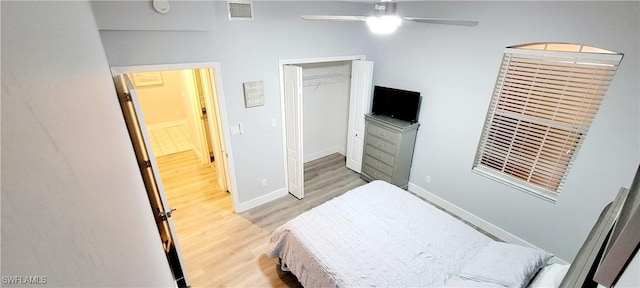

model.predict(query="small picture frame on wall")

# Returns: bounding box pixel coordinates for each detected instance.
[243,81,265,108]
[132,72,163,87]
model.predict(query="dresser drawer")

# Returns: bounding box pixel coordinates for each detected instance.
[366,134,397,155]
[364,156,394,176]
[362,164,392,183]
[367,123,401,144]
[365,145,395,167]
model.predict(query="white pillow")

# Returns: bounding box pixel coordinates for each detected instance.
[527,263,570,288]
[459,242,553,288]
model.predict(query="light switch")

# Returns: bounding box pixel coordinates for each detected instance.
[230,125,241,136]
[271,118,277,127]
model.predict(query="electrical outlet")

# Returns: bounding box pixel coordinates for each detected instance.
[261,179,267,187]
[425,175,431,183]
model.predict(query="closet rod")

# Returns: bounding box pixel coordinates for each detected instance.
[302,73,349,87]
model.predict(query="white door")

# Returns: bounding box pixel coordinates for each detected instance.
[346,60,374,172]
[202,68,230,192]
[114,74,190,287]
[284,65,304,199]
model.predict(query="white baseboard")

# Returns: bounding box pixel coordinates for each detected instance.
[407,182,568,264]
[304,147,343,163]
[147,120,187,130]
[234,187,288,213]
[191,143,207,163]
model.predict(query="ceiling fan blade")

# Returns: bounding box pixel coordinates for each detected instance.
[300,15,368,21]
[403,17,478,27]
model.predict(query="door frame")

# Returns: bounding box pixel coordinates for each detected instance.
[182,70,210,165]
[278,55,367,198]
[200,68,231,192]
[111,62,239,210]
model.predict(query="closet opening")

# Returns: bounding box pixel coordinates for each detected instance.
[280,56,374,199]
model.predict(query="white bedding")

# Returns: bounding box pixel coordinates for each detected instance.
[267,180,493,287]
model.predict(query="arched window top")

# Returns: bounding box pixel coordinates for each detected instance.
[509,42,620,55]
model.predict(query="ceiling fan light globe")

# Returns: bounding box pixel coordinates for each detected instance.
[366,16,402,34]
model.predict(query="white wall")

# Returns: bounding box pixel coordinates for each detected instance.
[368,1,639,262]
[136,71,187,126]
[94,1,373,204]
[91,0,216,31]
[302,61,351,162]
[1,1,175,286]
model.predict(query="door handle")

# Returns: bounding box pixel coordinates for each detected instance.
[158,208,177,220]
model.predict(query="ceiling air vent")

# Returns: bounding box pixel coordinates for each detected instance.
[228,1,253,20]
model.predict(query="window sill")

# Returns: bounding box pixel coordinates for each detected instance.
[472,166,558,204]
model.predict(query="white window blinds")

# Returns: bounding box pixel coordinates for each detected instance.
[473,44,623,200]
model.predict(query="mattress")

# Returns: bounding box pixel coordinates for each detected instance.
[267,180,493,287]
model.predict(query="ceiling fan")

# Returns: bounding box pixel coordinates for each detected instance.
[301,1,478,34]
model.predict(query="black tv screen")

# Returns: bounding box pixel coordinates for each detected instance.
[371,86,421,123]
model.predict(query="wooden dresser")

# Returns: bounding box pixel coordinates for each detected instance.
[360,114,419,189]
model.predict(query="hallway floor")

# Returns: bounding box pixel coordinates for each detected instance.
[149,123,192,157]
[155,150,235,287]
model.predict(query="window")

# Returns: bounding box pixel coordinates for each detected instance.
[473,43,623,201]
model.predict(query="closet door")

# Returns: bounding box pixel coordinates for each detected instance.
[346,60,374,173]
[283,65,304,199]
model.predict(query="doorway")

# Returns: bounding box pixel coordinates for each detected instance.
[111,63,237,288]
[280,56,374,199]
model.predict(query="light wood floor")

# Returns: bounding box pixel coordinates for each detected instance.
[157,151,365,287]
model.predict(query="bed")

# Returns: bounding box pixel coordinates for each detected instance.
[268,174,640,287]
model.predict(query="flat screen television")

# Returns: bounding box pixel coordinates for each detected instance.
[371,86,421,123]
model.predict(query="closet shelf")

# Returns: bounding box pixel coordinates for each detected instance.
[303,73,349,87]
